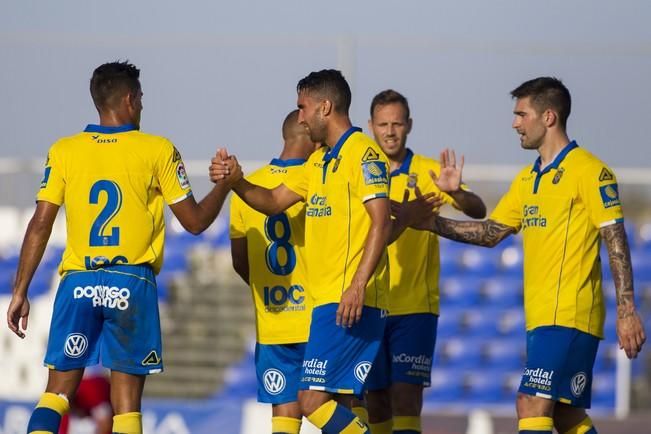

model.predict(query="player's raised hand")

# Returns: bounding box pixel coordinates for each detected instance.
[337,281,365,328]
[616,309,646,359]
[7,295,30,339]
[431,149,464,193]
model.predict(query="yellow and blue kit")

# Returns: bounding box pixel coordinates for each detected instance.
[490,141,623,406]
[38,124,192,374]
[230,158,312,404]
[283,127,390,396]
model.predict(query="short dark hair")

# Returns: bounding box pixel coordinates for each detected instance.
[370,89,410,120]
[511,77,571,128]
[90,61,141,111]
[296,69,351,114]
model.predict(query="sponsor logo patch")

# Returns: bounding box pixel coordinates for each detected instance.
[176,162,190,189]
[40,167,52,189]
[362,147,380,162]
[599,184,620,208]
[354,361,372,383]
[552,167,564,184]
[263,369,286,395]
[64,333,88,358]
[142,350,162,366]
[571,372,587,397]
[599,167,614,182]
[74,285,131,310]
[362,161,388,186]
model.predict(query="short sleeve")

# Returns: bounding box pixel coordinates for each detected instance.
[579,163,624,228]
[155,140,193,205]
[489,175,523,231]
[36,144,66,206]
[283,156,310,201]
[355,146,390,202]
[229,194,246,239]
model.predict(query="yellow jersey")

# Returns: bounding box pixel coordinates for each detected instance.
[490,142,624,338]
[230,158,312,345]
[36,124,193,275]
[283,127,390,309]
[387,150,458,316]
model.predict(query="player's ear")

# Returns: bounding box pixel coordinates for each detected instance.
[544,109,557,128]
[367,118,373,132]
[406,117,413,134]
[322,99,333,117]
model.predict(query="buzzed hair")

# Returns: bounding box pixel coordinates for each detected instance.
[282,109,303,140]
[370,89,410,120]
[296,69,351,114]
[511,77,571,129]
[90,61,141,111]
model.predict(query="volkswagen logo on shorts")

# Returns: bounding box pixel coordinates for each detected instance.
[354,361,372,383]
[64,333,88,358]
[571,372,587,397]
[263,369,286,395]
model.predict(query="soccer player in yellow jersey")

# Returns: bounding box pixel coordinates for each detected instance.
[229,109,319,434]
[364,90,486,434]
[211,70,411,434]
[412,77,646,434]
[6,61,238,434]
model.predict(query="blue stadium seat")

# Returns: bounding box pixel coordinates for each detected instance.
[436,338,483,369]
[163,248,189,273]
[495,309,526,338]
[631,252,651,280]
[462,309,501,338]
[458,246,499,277]
[439,240,462,278]
[439,277,483,308]
[591,373,615,408]
[436,308,463,339]
[481,338,524,370]
[481,277,522,308]
[424,368,464,402]
[463,371,507,403]
[499,246,524,278]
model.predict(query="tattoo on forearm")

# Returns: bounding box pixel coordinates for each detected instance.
[601,223,635,319]
[431,217,516,247]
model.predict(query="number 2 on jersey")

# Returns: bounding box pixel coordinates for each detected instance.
[89,180,122,246]
[264,213,296,275]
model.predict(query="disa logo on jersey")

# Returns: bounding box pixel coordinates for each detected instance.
[599,184,620,208]
[362,161,388,186]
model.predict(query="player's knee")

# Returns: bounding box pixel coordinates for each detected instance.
[366,389,391,418]
[391,383,423,415]
[298,390,324,417]
[516,393,553,419]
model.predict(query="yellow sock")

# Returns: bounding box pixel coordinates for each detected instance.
[564,416,596,434]
[307,400,338,429]
[518,416,553,433]
[36,392,70,415]
[369,419,393,434]
[352,406,368,424]
[272,416,301,434]
[112,412,142,434]
[394,415,421,432]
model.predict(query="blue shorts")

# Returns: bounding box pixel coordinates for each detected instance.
[300,303,386,398]
[366,313,438,390]
[519,326,599,408]
[44,265,163,375]
[256,342,307,405]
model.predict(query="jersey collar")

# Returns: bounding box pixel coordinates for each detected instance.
[531,140,578,175]
[269,158,306,167]
[390,148,414,177]
[322,126,362,164]
[84,124,139,134]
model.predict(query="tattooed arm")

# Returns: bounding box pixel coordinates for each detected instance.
[418,215,517,248]
[601,222,646,359]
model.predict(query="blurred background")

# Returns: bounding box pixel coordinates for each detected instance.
[1,1,651,433]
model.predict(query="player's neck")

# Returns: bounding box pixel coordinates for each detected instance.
[538,132,570,167]
[98,111,136,128]
[388,147,408,172]
[325,118,353,149]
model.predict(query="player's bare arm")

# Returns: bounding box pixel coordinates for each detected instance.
[209,153,302,216]
[430,149,486,219]
[7,201,59,338]
[230,237,249,284]
[601,222,646,358]
[170,149,242,235]
[337,197,391,328]
[422,216,516,248]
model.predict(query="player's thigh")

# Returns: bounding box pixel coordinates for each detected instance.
[100,265,163,376]
[256,343,306,406]
[299,304,386,398]
[386,314,437,387]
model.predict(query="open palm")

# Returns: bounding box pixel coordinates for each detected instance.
[431,148,463,193]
